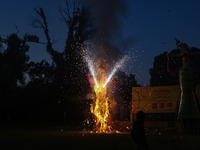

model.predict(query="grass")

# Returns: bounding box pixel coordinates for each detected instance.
[0,123,200,150]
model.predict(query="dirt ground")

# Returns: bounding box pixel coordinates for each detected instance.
[0,124,200,150]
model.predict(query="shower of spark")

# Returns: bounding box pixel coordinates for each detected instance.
[84,52,99,88]
[87,60,99,88]
[83,46,129,133]
[103,55,128,88]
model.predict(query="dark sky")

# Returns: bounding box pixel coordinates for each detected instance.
[1,0,200,86]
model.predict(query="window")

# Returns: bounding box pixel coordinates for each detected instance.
[152,103,157,109]
[167,102,173,108]
[160,103,164,108]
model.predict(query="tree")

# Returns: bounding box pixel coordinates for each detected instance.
[150,47,200,86]
[1,34,29,86]
[61,3,95,123]
[28,60,55,84]
[31,2,96,124]
[150,52,179,86]
[109,70,139,121]
[0,33,38,121]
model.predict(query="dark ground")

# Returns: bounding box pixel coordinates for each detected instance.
[0,123,200,150]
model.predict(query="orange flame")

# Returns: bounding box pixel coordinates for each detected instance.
[90,82,111,133]
[90,57,111,133]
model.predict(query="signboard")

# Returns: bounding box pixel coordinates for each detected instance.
[131,85,180,113]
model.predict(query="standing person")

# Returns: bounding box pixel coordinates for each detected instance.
[131,111,149,150]
[167,39,200,135]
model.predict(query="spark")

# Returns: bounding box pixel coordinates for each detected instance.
[89,65,99,88]
[85,55,99,88]
[103,55,128,88]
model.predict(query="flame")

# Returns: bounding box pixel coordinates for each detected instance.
[90,57,111,133]
[90,80,111,133]
[84,54,127,133]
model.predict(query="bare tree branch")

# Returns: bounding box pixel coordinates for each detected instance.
[30,16,45,29]
[31,7,63,64]
[14,24,19,34]
[74,0,81,11]
[58,6,70,26]
[59,0,73,27]
[59,0,81,27]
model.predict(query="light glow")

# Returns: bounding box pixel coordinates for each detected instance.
[90,80,111,133]
[103,55,127,88]
[85,56,99,88]
[83,49,127,133]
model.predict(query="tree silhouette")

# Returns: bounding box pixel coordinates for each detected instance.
[28,60,55,83]
[62,5,95,123]
[31,2,96,124]
[150,52,179,86]
[0,33,38,121]
[150,47,200,86]
[109,71,139,121]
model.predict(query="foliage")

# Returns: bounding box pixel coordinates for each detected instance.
[150,51,179,86]
[150,47,200,86]
[109,70,140,121]
[30,4,96,124]
[0,1,139,124]
[0,33,37,121]
[27,60,55,83]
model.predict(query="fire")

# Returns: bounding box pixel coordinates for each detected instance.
[90,57,111,133]
[85,55,127,133]
[90,80,111,133]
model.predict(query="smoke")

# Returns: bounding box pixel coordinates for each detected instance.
[82,0,129,68]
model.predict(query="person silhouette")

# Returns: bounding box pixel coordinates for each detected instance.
[131,111,148,150]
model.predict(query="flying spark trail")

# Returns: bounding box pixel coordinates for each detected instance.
[103,55,128,88]
[85,56,99,88]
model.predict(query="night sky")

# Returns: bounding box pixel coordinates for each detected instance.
[1,0,200,86]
